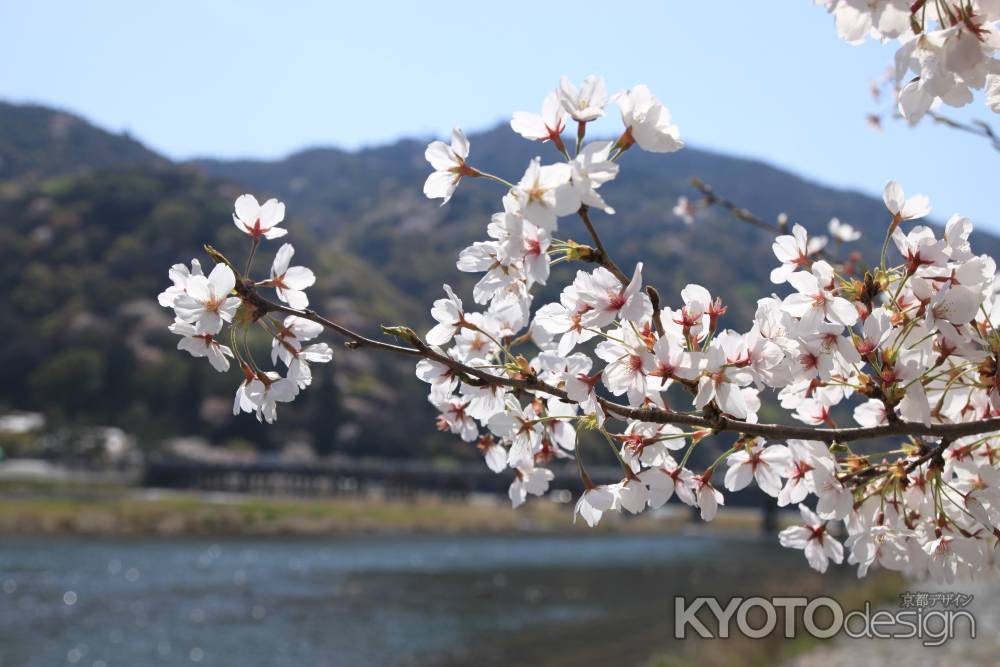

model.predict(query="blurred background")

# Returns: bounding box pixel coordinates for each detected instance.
[0,2,997,666]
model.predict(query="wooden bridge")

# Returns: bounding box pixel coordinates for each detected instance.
[142,457,780,529]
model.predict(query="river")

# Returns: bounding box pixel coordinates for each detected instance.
[0,533,857,667]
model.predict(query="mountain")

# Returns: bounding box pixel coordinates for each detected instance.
[0,102,167,182]
[194,126,1000,329]
[0,165,452,459]
[3,101,998,460]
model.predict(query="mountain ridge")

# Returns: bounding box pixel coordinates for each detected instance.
[0,100,168,181]
[4,99,997,460]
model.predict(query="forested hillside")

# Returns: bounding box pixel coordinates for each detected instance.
[4,102,996,458]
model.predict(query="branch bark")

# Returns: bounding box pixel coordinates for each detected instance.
[690,178,840,264]
[928,112,1000,153]
[577,206,628,284]
[239,283,1000,447]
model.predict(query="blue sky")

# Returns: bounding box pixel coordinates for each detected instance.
[2,1,997,227]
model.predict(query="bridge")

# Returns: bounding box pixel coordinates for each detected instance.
[143,457,781,530]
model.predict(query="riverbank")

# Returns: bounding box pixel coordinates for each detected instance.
[0,481,776,536]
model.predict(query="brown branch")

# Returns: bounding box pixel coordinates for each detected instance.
[645,285,665,337]
[237,281,1000,447]
[904,437,950,473]
[690,178,783,234]
[577,205,628,284]
[234,279,423,358]
[690,179,844,264]
[612,407,1000,445]
[576,206,669,332]
[927,112,1000,153]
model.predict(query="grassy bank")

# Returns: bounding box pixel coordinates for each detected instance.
[0,481,776,536]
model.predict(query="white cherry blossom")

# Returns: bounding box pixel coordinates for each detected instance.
[828,217,860,242]
[615,84,683,153]
[169,320,234,372]
[558,75,609,122]
[514,158,580,231]
[574,485,616,527]
[233,194,287,240]
[423,127,472,204]
[724,441,791,497]
[883,180,932,221]
[171,264,241,335]
[268,244,315,310]
[510,91,566,147]
[779,504,845,573]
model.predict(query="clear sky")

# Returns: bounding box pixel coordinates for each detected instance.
[2,1,997,228]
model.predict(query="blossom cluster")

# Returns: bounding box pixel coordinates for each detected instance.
[157,194,331,423]
[816,0,1000,121]
[157,73,1000,582]
[415,76,1000,581]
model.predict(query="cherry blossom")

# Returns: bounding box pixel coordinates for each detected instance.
[576,264,652,328]
[595,326,655,402]
[510,91,566,148]
[569,141,619,213]
[776,440,826,507]
[514,158,580,231]
[267,244,315,310]
[426,285,468,346]
[477,435,507,474]
[673,196,696,224]
[247,372,300,424]
[433,395,479,442]
[558,75,608,123]
[487,399,543,468]
[272,316,325,366]
[233,194,287,240]
[615,84,683,153]
[818,1,1000,120]
[694,475,724,521]
[989,74,1000,112]
[423,127,472,204]
[782,261,859,326]
[169,320,234,372]
[509,466,554,508]
[286,343,333,389]
[892,226,948,273]
[574,485,616,527]
[639,466,678,509]
[532,285,598,357]
[695,334,757,420]
[171,264,240,335]
[159,76,1000,583]
[724,440,791,497]
[828,217,860,242]
[771,224,827,284]
[779,505,845,573]
[157,259,203,307]
[883,180,932,221]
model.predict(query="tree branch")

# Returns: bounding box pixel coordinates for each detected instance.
[238,281,1000,447]
[690,178,785,234]
[928,112,1000,153]
[577,206,628,284]
[690,179,842,264]
[234,279,423,357]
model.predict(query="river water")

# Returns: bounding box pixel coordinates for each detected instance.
[0,533,849,667]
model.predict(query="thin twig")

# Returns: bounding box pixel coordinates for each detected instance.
[690,178,783,234]
[928,112,1000,153]
[577,206,628,284]
[690,178,841,263]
